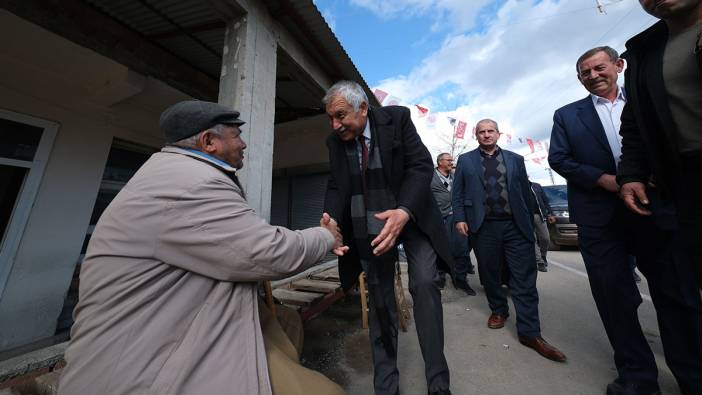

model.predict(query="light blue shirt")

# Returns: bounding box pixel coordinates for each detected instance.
[590,87,626,168]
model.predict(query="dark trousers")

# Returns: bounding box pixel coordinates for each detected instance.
[366,222,450,394]
[472,219,541,337]
[643,231,702,394]
[578,209,658,384]
[677,156,702,288]
[443,214,472,280]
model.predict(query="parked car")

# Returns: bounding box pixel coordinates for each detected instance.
[542,185,578,250]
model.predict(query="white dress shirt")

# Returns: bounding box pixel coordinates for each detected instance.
[590,87,626,167]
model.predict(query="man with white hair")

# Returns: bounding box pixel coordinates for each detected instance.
[322,80,453,395]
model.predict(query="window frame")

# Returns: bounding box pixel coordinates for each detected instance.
[0,109,58,298]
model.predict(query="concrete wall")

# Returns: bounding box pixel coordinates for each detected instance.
[0,11,188,350]
[273,114,330,170]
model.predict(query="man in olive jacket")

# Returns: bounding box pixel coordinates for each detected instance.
[58,101,345,395]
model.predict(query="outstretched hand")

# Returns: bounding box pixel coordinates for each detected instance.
[320,213,349,256]
[370,209,410,256]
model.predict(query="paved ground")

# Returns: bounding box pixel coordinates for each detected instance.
[301,249,681,395]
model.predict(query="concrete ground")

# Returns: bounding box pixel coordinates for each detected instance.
[301,249,682,395]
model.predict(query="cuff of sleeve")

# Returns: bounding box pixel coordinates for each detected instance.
[318,227,336,251]
[617,175,647,186]
[398,206,415,222]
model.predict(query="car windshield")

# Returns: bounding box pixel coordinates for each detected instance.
[542,185,567,206]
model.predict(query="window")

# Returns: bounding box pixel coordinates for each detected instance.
[80,139,156,256]
[0,110,58,296]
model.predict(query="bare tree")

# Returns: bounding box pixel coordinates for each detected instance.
[435,126,471,159]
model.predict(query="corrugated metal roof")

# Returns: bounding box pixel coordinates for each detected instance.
[82,0,376,105]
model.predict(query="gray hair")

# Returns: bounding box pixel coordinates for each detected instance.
[172,124,228,148]
[322,80,368,111]
[475,118,499,133]
[436,152,451,165]
[576,46,619,73]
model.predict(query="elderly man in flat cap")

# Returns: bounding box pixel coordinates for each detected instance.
[58,100,347,395]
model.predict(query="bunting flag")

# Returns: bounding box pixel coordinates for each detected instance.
[385,96,401,106]
[455,120,467,139]
[504,133,512,144]
[426,114,437,126]
[518,137,523,143]
[415,104,429,118]
[471,126,477,139]
[536,140,544,151]
[526,138,535,153]
[373,89,388,104]
[447,116,457,126]
[532,158,542,165]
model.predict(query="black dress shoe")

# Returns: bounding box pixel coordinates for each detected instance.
[537,263,548,272]
[428,390,451,395]
[454,279,476,296]
[606,378,661,395]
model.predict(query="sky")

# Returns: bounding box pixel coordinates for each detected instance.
[312,0,657,185]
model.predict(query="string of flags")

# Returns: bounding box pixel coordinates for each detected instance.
[373,88,549,164]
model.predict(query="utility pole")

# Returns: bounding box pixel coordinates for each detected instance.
[545,167,556,185]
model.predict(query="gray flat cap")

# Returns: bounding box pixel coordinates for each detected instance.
[160,100,245,143]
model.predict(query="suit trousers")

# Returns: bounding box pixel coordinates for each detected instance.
[444,213,472,280]
[366,222,450,395]
[472,219,541,337]
[577,204,659,384]
[532,214,550,266]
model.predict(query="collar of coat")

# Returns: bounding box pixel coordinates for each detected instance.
[161,146,239,174]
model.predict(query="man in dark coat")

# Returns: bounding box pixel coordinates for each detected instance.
[322,80,453,395]
[529,181,555,272]
[453,119,566,363]
[618,0,702,286]
[430,152,476,294]
[616,1,702,394]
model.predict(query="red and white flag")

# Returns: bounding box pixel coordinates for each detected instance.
[373,89,388,105]
[415,104,429,117]
[526,138,535,153]
[536,140,544,151]
[455,120,467,139]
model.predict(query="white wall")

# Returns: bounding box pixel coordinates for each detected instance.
[0,11,188,350]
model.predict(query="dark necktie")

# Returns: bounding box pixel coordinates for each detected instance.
[358,135,368,198]
[443,181,449,188]
[358,135,368,172]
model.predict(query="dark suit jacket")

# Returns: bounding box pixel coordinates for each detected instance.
[549,96,620,227]
[452,148,535,242]
[618,21,701,196]
[323,106,454,290]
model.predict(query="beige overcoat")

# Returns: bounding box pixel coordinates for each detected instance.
[58,147,334,395]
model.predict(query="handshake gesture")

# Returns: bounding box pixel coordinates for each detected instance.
[320,213,349,256]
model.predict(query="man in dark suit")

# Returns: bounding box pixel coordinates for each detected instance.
[322,80,452,395]
[453,119,566,363]
[616,2,702,394]
[529,181,555,272]
[549,46,700,395]
[431,152,476,295]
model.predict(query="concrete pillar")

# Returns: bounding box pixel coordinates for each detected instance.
[218,9,277,221]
